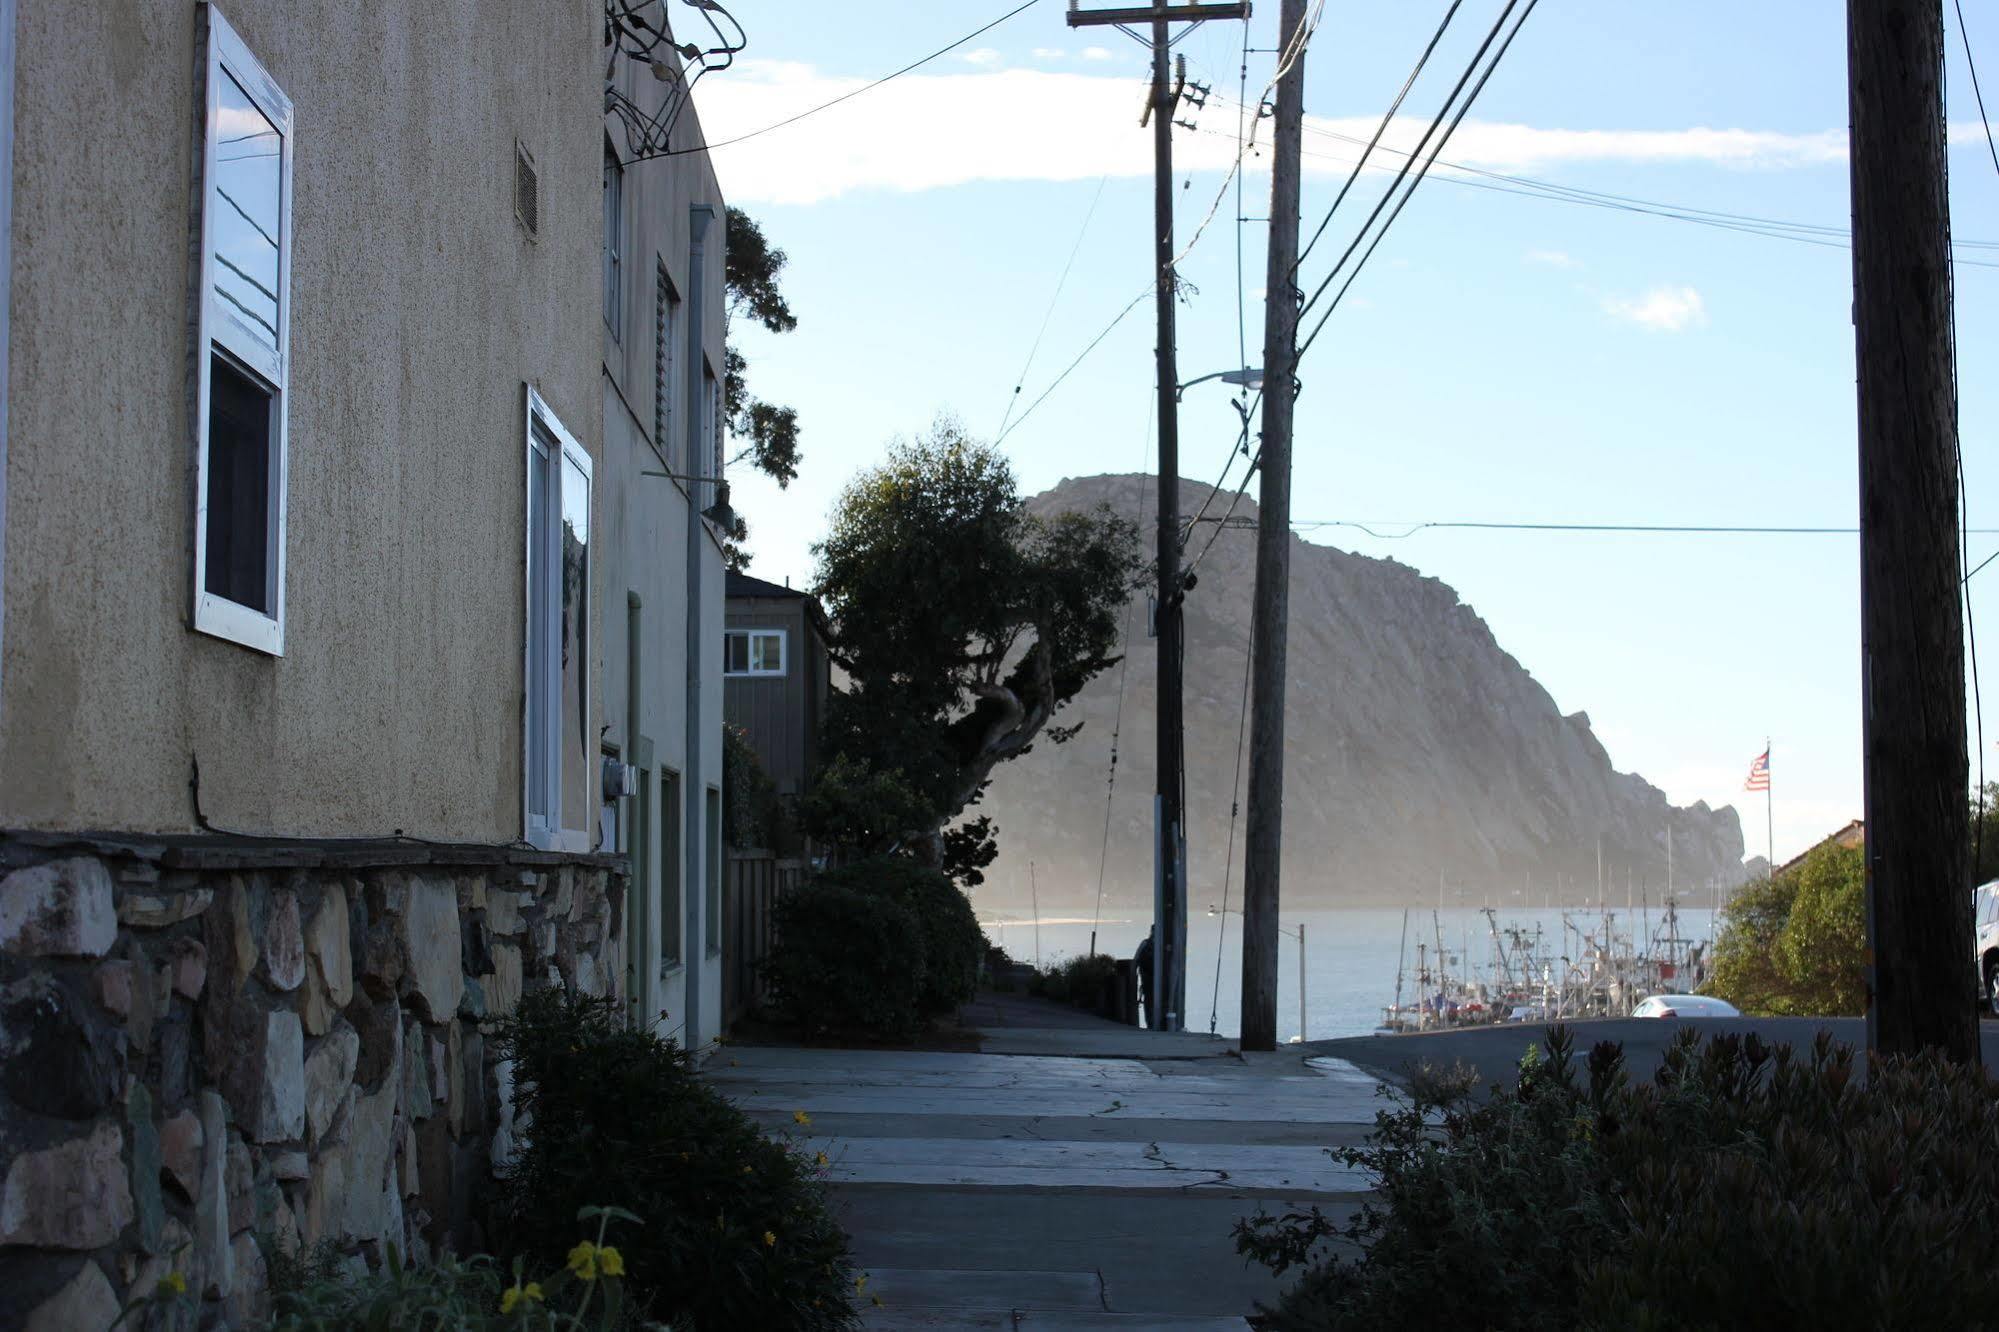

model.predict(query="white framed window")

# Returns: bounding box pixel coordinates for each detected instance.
[723,629,785,678]
[524,386,593,852]
[603,142,623,341]
[191,6,292,654]
[654,262,678,463]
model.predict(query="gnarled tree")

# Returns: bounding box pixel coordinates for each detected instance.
[804,421,1142,868]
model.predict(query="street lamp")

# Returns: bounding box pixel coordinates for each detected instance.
[641,469,738,531]
[1176,366,1264,401]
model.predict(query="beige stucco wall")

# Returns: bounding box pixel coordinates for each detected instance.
[1,0,602,840]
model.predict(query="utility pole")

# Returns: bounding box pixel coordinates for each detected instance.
[1848,0,1975,1061]
[1068,0,1249,1031]
[1240,0,1305,1052]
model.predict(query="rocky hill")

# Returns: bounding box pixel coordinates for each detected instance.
[973,474,1747,912]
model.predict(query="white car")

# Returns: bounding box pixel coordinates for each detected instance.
[1632,994,1741,1019]
[1974,881,1999,1015]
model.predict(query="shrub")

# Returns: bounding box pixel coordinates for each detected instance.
[762,883,928,1039]
[492,992,860,1330]
[1706,840,1864,1015]
[1237,1027,1999,1330]
[263,1208,638,1330]
[816,856,984,1015]
[1030,953,1119,1014]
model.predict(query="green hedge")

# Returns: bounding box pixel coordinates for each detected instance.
[1237,1027,1999,1329]
[763,883,927,1039]
[491,992,860,1330]
[815,856,984,1016]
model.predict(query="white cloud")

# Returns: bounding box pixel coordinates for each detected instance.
[1526,249,1578,269]
[960,47,1003,68]
[1080,46,1118,61]
[1031,47,1066,61]
[688,63,1882,206]
[1603,285,1708,332]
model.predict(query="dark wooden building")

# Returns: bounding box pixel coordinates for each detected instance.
[723,570,831,801]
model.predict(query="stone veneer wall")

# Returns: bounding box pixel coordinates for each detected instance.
[0,833,625,1330]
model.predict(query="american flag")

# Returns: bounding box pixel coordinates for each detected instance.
[1744,749,1771,792]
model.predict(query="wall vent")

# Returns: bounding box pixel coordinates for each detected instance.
[514,141,538,238]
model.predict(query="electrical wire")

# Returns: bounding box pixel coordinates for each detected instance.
[1295,0,1525,330]
[1294,0,1467,272]
[1955,0,1999,181]
[1945,15,1988,886]
[1265,518,1999,538]
[1297,0,1544,359]
[1208,596,1255,1033]
[997,173,1113,441]
[1167,0,1326,271]
[1970,548,1999,583]
[1193,111,1999,267]
[994,288,1151,445]
[1091,403,1157,954]
[684,0,1043,154]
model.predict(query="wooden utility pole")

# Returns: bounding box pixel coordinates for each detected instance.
[1068,0,1249,1031]
[1240,0,1306,1052]
[1848,0,1975,1061]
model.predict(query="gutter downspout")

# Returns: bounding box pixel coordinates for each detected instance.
[0,0,15,718]
[682,202,715,1048]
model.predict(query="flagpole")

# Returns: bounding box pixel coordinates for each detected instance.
[1766,737,1775,880]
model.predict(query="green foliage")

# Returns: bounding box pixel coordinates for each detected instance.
[1973,780,1999,886]
[795,754,931,858]
[723,207,801,497]
[266,1211,639,1331]
[1238,1027,1999,1330]
[491,992,860,1330]
[763,884,927,1040]
[721,724,792,853]
[1706,841,1864,1016]
[814,856,984,1016]
[1029,953,1119,1014]
[804,421,1142,858]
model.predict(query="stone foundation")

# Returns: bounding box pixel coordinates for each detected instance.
[0,832,625,1329]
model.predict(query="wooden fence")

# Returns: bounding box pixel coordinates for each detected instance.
[723,848,806,1028]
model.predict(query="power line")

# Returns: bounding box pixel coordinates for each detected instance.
[683,0,1042,155]
[1208,595,1255,1034]
[993,288,1150,444]
[1297,0,1544,359]
[1294,0,1467,271]
[1246,518,1999,538]
[997,172,1113,440]
[1270,129,1999,268]
[1090,394,1156,956]
[1955,0,1999,182]
[1295,0,1527,329]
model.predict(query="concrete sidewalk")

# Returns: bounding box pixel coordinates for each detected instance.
[711,997,1384,1328]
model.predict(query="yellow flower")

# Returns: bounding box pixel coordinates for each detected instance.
[872,1294,885,1308]
[156,1272,187,1297]
[500,1282,544,1313]
[815,1151,829,1167]
[764,1230,777,1248]
[856,1274,869,1292]
[568,1239,600,1281]
[742,1166,753,1175]
[793,1109,812,1126]
[598,1245,625,1278]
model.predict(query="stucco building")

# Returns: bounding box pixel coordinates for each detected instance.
[0,2,735,1322]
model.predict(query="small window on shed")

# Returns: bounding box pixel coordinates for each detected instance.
[723,629,785,678]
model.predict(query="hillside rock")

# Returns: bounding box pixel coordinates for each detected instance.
[975,474,1746,910]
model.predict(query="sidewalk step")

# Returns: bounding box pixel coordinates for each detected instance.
[864,1313,1251,1329]
[854,1267,1252,1329]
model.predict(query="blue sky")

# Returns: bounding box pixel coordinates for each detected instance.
[688,1,1999,865]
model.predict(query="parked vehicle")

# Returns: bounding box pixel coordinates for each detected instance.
[1632,994,1741,1019]
[1973,881,1999,1015]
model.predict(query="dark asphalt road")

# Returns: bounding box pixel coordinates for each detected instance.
[1308,1015,1999,1092]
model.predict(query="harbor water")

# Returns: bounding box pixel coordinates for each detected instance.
[982,905,1723,1042]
